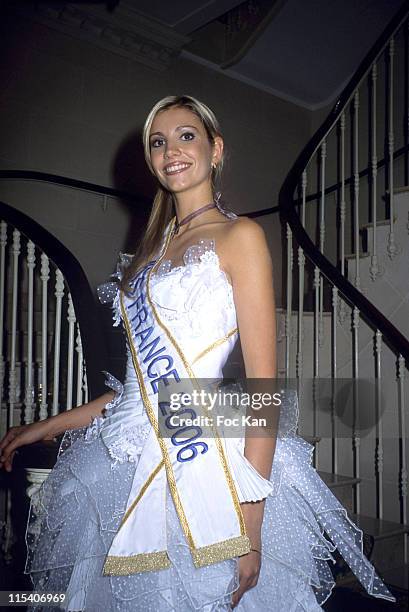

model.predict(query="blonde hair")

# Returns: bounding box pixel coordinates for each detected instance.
[120,95,224,293]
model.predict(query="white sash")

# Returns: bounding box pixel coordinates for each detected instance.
[103,217,250,575]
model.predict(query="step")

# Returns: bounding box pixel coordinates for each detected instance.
[344,251,370,261]
[302,434,321,445]
[318,471,359,514]
[361,218,391,231]
[319,471,361,489]
[327,513,409,593]
[275,308,331,317]
[386,185,409,194]
[349,513,409,540]
[348,513,409,574]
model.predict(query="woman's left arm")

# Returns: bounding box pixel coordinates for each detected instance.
[223,217,278,607]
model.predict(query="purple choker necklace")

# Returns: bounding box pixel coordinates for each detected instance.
[173,202,216,236]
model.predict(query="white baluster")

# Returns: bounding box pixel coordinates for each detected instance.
[352,306,361,514]
[375,330,383,519]
[0,222,7,415]
[3,228,19,559]
[296,171,307,380]
[83,364,89,405]
[15,361,22,408]
[66,294,76,411]
[285,223,293,377]
[24,241,35,424]
[296,248,305,373]
[75,324,83,407]
[331,285,338,475]
[25,468,51,498]
[398,355,408,563]
[313,266,320,468]
[319,140,326,253]
[8,229,20,428]
[318,287,324,346]
[52,270,64,416]
[370,63,380,281]
[338,113,347,324]
[313,267,320,377]
[353,91,361,290]
[387,38,398,259]
[39,253,49,421]
[319,140,326,348]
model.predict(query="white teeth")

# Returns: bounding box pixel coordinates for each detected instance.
[164,163,190,174]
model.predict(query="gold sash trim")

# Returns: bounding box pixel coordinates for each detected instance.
[103,551,171,575]
[118,460,164,529]
[192,535,250,568]
[191,327,238,365]
[103,538,251,574]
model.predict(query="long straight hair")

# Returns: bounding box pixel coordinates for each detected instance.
[120,95,224,293]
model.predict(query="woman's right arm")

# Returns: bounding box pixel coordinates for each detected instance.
[47,391,114,434]
[0,390,114,472]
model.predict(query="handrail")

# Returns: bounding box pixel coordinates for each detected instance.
[0,169,279,217]
[0,201,108,398]
[279,0,409,363]
[0,169,151,204]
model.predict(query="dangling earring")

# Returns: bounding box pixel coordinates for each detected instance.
[211,162,217,170]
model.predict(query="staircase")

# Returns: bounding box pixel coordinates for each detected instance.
[278,2,409,604]
[0,202,108,566]
[346,188,409,334]
[339,188,409,594]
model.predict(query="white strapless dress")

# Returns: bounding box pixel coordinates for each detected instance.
[25,240,395,611]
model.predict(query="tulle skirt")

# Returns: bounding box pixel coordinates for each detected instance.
[24,427,395,611]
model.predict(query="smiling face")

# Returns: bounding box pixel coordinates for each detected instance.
[148,106,222,199]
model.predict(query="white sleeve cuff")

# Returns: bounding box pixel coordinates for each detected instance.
[223,437,274,503]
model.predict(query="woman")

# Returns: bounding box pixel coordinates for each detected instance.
[0,95,395,611]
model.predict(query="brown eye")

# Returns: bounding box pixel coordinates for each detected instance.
[181,132,195,141]
[151,138,164,148]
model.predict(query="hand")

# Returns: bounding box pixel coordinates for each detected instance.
[231,500,264,608]
[0,420,56,472]
[231,548,261,608]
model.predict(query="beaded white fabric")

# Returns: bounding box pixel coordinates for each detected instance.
[155,238,217,275]
[149,240,236,357]
[24,241,395,611]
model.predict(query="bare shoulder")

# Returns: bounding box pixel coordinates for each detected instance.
[219,216,272,277]
[228,216,267,246]
[217,216,267,255]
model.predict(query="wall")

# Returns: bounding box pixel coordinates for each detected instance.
[0,7,311,304]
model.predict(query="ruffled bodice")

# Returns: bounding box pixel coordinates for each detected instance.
[98,239,238,377]
[149,238,238,377]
